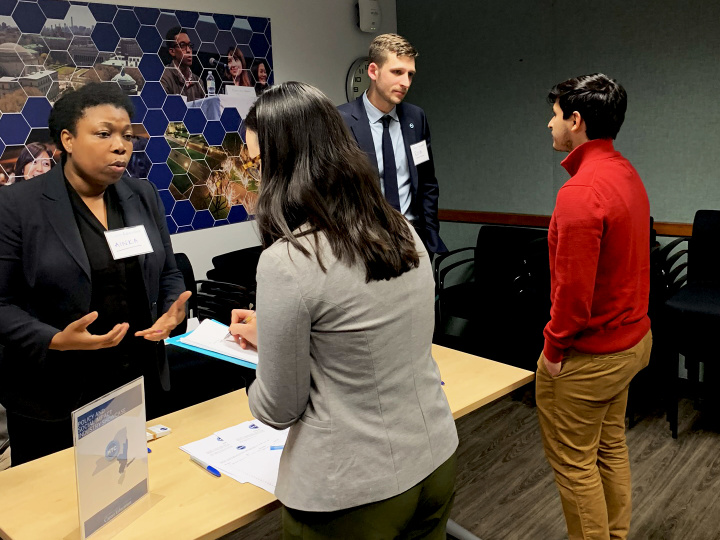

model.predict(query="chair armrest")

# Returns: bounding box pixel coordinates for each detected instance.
[668,263,687,284]
[438,257,474,292]
[433,247,474,287]
[658,238,687,260]
[665,249,688,271]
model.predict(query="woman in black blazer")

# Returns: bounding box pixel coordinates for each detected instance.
[0,83,190,465]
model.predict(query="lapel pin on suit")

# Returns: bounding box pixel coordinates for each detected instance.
[409,123,414,129]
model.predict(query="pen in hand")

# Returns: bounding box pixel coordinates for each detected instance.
[224,312,256,342]
[190,456,221,477]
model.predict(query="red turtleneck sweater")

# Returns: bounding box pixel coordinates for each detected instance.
[543,138,651,364]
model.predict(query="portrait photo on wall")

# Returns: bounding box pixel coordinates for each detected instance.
[0,1,272,233]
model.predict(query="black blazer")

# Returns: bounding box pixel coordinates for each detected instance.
[0,166,185,418]
[338,96,447,254]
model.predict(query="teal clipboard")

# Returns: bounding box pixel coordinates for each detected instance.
[166,330,258,370]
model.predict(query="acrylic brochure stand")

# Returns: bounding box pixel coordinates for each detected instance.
[71,377,149,539]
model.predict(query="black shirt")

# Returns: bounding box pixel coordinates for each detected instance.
[65,178,155,397]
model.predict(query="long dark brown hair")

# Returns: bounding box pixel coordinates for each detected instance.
[244,81,420,282]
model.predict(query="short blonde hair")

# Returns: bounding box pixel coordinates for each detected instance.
[368,33,418,66]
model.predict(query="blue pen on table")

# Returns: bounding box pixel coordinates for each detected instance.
[270,445,284,451]
[190,456,221,477]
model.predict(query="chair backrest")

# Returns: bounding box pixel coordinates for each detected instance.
[196,280,255,325]
[688,210,720,285]
[473,225,549,300]
[206,246,263,288]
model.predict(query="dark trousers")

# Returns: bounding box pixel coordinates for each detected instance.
[6,410,73,466]
[283,452,457,540]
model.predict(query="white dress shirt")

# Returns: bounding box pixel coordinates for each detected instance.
[362,92,416,220]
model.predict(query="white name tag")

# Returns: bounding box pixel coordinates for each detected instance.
[104,225,154,260]
[410,140,430,165]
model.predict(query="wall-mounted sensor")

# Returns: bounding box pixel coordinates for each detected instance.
[356,0,381,33]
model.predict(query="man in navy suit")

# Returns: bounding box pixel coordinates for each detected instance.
[338,34,447,255]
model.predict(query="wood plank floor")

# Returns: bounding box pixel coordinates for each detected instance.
[224,390,720,540]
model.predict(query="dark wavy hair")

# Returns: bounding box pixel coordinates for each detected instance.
[548,73,627,140]
[49,82,134,153]
[244,81,420,282]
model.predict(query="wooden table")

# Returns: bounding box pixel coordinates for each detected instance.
[0,345,534,540]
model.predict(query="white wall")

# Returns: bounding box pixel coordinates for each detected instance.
[97,0,398,277]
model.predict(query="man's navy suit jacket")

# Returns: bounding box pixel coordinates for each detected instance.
[338,96,447,254]
[0,166,185,418]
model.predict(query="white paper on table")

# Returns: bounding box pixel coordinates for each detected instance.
[180,319,258,364]
[181,420,289,494]
[214,421,289,493]
[180,435,248,484]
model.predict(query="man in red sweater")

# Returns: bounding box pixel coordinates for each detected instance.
[537,73,652,540]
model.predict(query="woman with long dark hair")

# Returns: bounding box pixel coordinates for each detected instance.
[224,46,252,87]
[229,82,458,539]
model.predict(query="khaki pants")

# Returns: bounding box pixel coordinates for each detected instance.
[536,330,652,540]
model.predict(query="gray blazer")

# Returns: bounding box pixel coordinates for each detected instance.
[248,229,458,512]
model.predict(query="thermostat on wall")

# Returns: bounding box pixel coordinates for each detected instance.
[356,0,381,33]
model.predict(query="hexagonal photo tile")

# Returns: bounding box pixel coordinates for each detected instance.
[21,95,52,127]
[112,9,140,40]
[250,57,270,89]
[68,66,93,90]
[0,131,56,184]
[68,35,97,67]
[221,132,242,157]
[12,2,45,35]
[37,0,70,21]
[195,15,218,43]
[197,40,218,71]
[148,162,172,190]
[62,4,96,37]
[134,7,159,27]
[0,145,23,183]
[95,37,144,92]
[207,194,229,220]
[126,123,150,179]
[40,17,72,51]
[188,184,211,211]
[231,18,252,46]
[0,18,32,111]
[18,33,47,61]
[206,146,227,171]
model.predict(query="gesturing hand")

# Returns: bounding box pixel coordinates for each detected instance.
[135,291,193,341]
[49,311,129,351]
[228,309,257,351]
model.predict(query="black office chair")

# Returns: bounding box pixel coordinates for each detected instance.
[627,218,682,426]
[663,210,720,437]
[173,252,256,328]
[434,225,550,371]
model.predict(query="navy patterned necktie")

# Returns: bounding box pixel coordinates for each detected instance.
[380,115,401,211]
